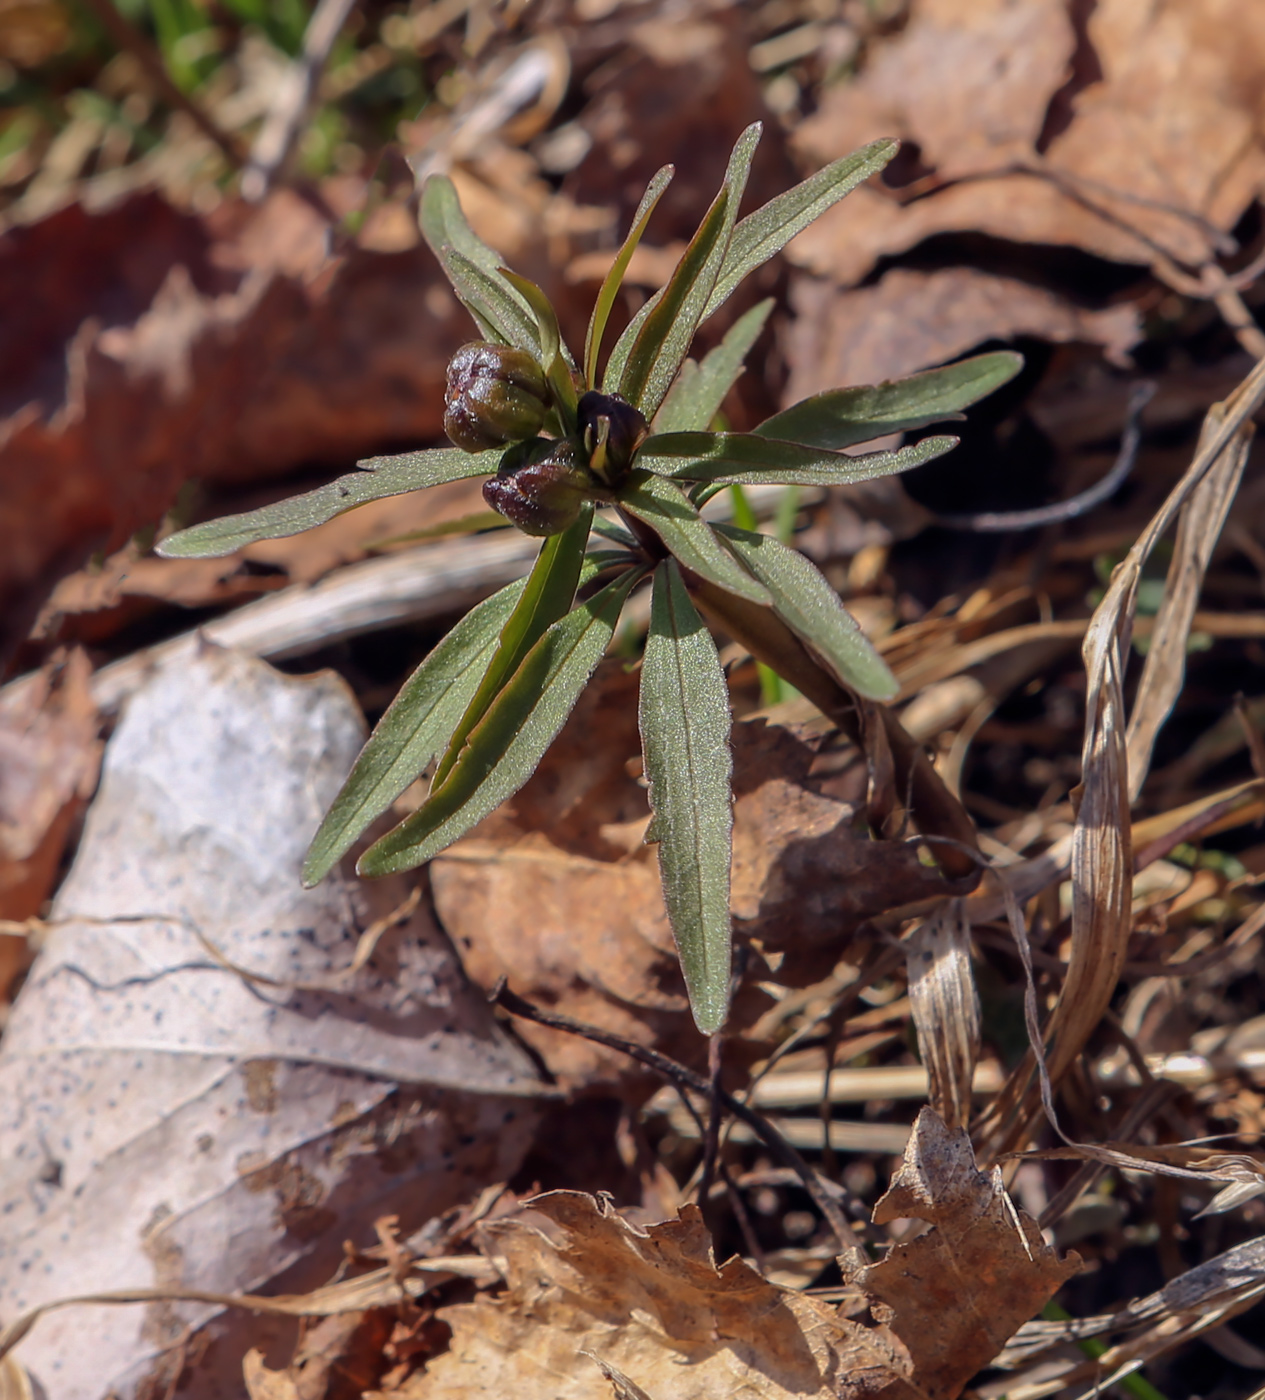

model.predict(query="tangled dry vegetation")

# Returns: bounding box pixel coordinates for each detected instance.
[4,1,1265,1397]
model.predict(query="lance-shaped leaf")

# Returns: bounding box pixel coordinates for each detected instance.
[301,578,527,887]
[654,298,774,434]
[757,351,1024,450]
[358,566,645,877]
[500,267,579,419]
[636,432,958,487]
[715,523,897,700]
[419,175,540,353]
[157,446,501,558]
[431,505,592,790]
[704,137,898,320]
[619,471,770,607]
[584,163,674,390]
[607,123,762,417]
[640,559,734,1033]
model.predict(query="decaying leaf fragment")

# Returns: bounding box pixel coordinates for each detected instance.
[396,1110,1076,1400]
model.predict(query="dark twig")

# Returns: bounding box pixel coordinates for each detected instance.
[76,0,244,167]
[491,982,863,1254]
[698,1032,725,1207]
[937,382,1156,532]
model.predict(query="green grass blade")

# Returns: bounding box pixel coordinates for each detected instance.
[359,567,645,876]
[654,298,774,433]
[756,351,1024,450]
[419,175,540,352]
[636,432,958,486]
[301,578,527,886]
[716,524,897,700]
[619,471,771,607]
[430,504,592,791]
[703,137,899,319]
[584,163,674,390]
[640,559,734,1033]
[609,123,762,418]
[156,447,501,558]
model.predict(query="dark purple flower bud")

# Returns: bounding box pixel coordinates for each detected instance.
[483,437,594,536]
[577,391,649,486]
[444,342,550,453]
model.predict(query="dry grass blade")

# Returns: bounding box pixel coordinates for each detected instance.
[905,900,980,1130]
[1125,408,1253,799]
[0,1257,497,1361]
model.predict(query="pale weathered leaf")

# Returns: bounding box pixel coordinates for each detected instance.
[0,646,541,1400]
[302,579,527,887]
[715,523,897,700]
[904,901,981,1131]
[639,561,733,1034]
[157,448,500,559]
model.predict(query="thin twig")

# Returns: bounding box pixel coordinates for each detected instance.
[937,382,1156,532]
[698,1032,724,1207]
[491,983,863,1254]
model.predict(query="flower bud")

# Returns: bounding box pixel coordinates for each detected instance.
[577,391,649,486]
[444,342,550,453]
[483,437,593,536]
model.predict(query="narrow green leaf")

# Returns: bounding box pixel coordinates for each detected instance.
[654,298,774,434]
[302,578,527,886]
[715,524,897,700]
[703,138,899,319]
[584,163,674,390]
[156,446,501,558]
[359,567,645,876]
[640,559,734,1033]
[419,175,539,352]
[608,123,762,417]
[619,471,771,607]
[636,432,958,487]
[431,504,592,790]
[756,351,1024,450]
[499,267,579,420]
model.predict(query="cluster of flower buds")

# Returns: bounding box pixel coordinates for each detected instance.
[444,341,652,536]
[443,342,550,453]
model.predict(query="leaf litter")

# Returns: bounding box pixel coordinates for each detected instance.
[6,0,1265,1397]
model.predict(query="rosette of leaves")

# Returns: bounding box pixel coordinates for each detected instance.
[159,125,1021,1033]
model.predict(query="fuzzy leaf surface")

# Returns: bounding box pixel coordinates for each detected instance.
[640,560,734,1033]
[704,137,899,319]
[431,506,592,790]
[619,471,771,606]
[757,351,1023,450]
[608,123,761,416]
[419,176,540,352]
[636,432,958,486]
[716,524,897,700]
[301,579,527,886]
[157,447,500,558]
[654,298,774,434]
[358,568,644,877]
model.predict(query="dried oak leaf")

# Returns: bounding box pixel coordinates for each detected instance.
[430,662,962,1093]
[383,1111,1077,1400]
[0,186,471,659]
[0,644,542,1400]
[789,0,1265,280]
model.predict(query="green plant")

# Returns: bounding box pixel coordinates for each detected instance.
[159,125,1021,1032]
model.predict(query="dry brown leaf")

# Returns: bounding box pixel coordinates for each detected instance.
[0,647,98,924]
[0,187,472,659]
[0,644,541,1400]
[393,1110,1075,1400]
[791,0,1265,280]
[429,662,965,1091]
[905,902,980,1130]
[244,1349,303,1400]
[783,266,1140,400]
